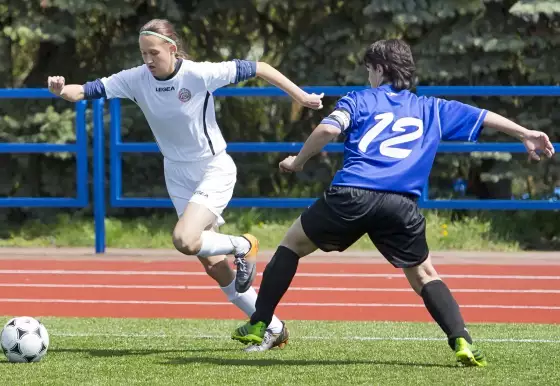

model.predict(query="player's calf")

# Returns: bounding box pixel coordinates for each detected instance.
[419,279,473,348]
[197,255,235,287]
[404,257,471,345]
[403,257,487,365]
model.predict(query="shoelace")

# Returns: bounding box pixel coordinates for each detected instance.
[262,331,273,345]
[244,331,272,352]
[234,257,248,274]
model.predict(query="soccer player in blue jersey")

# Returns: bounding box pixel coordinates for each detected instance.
[230,39,555,362]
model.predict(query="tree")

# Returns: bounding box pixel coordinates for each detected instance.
[0,0,558,222]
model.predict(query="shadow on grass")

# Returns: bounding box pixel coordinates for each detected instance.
[49,347,237,357]
[160,356,458,369]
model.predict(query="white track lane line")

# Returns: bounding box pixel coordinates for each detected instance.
[1,298,559,309]
[1,270,559,280]
[0,283,559,294]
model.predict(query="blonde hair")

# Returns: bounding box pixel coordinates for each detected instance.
[139,19,188,59]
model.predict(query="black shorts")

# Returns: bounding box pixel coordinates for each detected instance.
[300,185,429,268]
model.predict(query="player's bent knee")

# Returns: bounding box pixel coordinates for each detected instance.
[172,230,201,255]
[279,217,317,257]
[403,257,440,295]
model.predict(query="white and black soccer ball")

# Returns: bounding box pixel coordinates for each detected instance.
[1,316,49,363]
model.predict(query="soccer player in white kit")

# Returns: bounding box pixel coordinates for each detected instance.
[47,18,324,350]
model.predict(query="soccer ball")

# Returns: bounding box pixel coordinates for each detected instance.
[1,317,49,363]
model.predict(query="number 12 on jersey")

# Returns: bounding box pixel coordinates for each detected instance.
[358,112,423,159]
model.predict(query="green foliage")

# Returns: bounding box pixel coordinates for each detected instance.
[10,209,560,251]
[0,0,559,238]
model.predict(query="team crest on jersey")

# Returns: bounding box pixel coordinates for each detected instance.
[178,88,191,103]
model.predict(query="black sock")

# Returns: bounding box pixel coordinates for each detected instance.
[420,280,472,349]
[250,246,300,326]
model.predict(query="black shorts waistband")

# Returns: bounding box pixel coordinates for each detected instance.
[328,185,419,202]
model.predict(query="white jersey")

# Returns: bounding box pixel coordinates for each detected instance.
[100,60,237,162]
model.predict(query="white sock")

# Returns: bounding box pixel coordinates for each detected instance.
[220,279,284,334]
[197,231,250,258]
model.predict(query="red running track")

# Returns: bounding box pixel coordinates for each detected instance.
[0,259,559,324]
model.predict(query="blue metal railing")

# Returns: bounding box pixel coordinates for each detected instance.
[107,85,560,215]
[0,89,88,208]
[2,86,560,254]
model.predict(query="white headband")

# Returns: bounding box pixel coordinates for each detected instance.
[139,31,177,47]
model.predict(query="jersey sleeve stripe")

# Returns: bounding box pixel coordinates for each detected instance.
[83,79,107,100]
[320,117,343,129]
[468,109,487,142]
[435,98,442,139]
[340,95,357,112]
[233,60,257,83]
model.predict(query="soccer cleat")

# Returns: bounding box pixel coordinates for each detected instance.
[233,233,259,293]
[244,322,290,352]
[231,321,267,345]
[454,337,488,367]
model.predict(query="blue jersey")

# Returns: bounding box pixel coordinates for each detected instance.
[327,84,487,196]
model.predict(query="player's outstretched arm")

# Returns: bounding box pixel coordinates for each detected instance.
[47,76,84,102]
[483,111,555,161]
[255,62,323,110]
[279,123,341,173]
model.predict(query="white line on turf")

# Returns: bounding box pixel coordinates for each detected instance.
[1,283,559,294]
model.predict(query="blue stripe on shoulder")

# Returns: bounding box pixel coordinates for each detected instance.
[83,79,107,100]
[233,59,257,83]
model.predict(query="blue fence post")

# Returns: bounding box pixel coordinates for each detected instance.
[93,98,106,254]
[109,99,122,207]
[74,100,88,206]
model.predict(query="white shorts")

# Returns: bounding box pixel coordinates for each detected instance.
[164,151,237,227]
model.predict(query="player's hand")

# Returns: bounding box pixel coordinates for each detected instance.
[298,92,324,110]
[522,130,555,161]
[279,156,304,173]
[47,76,66,96]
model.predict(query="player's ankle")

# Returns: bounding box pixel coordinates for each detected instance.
[231,236,250,255]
